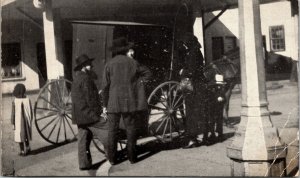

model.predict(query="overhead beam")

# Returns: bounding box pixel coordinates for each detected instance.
[16,7,43,30]
[204,5,228,30]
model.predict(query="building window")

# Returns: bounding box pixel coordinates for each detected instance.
[224,36,237,53]
[269,25,285,52]
[212,36,237,61]
[1,43,22,78]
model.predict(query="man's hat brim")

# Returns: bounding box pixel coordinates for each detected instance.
[109,42,134,53]
[73,57,94,71]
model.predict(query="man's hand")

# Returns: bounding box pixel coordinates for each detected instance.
[102,107,107,114]
[101,107,108,121]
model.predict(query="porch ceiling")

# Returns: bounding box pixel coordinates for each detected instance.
[2,0,284,24]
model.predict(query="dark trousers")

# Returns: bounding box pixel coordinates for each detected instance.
[107,112,137,163]
[203,101,224,140]
[185,82,203,139]
[77,126,108,169]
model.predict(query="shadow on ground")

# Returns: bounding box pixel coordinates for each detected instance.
[226,116,241,126]
[85,160,107,176]
[29,139,77,155]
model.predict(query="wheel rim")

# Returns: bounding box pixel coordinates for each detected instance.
[92,138,106,154]
[34,79,77,145]
[147,81,186,142]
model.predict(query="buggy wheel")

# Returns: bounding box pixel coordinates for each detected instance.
[92,138,106,154]
[92,137,125,154]
[34,79,77,145]
[147,81,186,142]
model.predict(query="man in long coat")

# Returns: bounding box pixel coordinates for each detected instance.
[71,54,108,170]
[177,32,206,148]
[102,37,152,164]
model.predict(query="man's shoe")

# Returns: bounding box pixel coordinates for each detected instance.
[129,158,137,164]
[182,140,198,149]
[79,167,91,171]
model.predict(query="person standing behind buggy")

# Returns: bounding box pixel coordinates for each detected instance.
[11,83,32,156]
[71,54,109,170]
[102,37,152,164]
[177,32,205,149]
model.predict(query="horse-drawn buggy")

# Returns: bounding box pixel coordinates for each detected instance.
[33,22,239,153]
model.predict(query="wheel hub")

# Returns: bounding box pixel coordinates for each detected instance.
[59,110,66,116]
[168,108,174,114]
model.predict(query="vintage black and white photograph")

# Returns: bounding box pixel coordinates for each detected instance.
[0,0,299,176]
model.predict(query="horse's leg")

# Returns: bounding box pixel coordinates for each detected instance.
[223,82,235,126]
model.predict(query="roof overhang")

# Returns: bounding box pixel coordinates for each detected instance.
[1,0,291,24]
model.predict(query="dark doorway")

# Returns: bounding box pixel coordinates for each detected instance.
[212,37,224,61]
[64,40,73,81]
[36,43,48,88]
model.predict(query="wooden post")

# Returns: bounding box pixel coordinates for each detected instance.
[43,0,64,80]
[226,0,286,176]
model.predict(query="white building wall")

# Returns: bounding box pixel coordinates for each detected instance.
[1,20,43,93]
[205,1,298,63]
[260,1,298,61]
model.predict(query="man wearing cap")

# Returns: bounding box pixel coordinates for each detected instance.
[205,74,227,142]
[102,37,152,164]
[71,54,108,170]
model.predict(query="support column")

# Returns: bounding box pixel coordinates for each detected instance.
[226,0,286,176]
[43,0,64,79]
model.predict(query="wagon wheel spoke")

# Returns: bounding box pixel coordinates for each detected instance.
[148,104,166,111]
[40,96,61,110]
[44,86,59,106]
[64,115,76,137]
[171,88,179,107]
[174,102,185,110]
[36,112,58,121]
[161,116,170,140]
[64,109,72,114]
[166,84,172,105]
[167,84,178,106]
[149,112,165,116]
[173,95,183,109]
[60,80,66,105]
[54,81,63,107]
[169,115,173,139]
[170,115,180,133]
[154,115,168,133]
[62,115,67,141]
[174,107,185,112]
[47,116,61,139]
[56,117,63,143]
[40,115,59,132]
[36,107,59,112]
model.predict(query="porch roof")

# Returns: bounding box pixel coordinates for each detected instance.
[2,0,284,24]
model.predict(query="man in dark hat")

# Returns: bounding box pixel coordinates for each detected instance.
[177,32,206,148]
[71,54,109,170]
[101,37,152,164]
